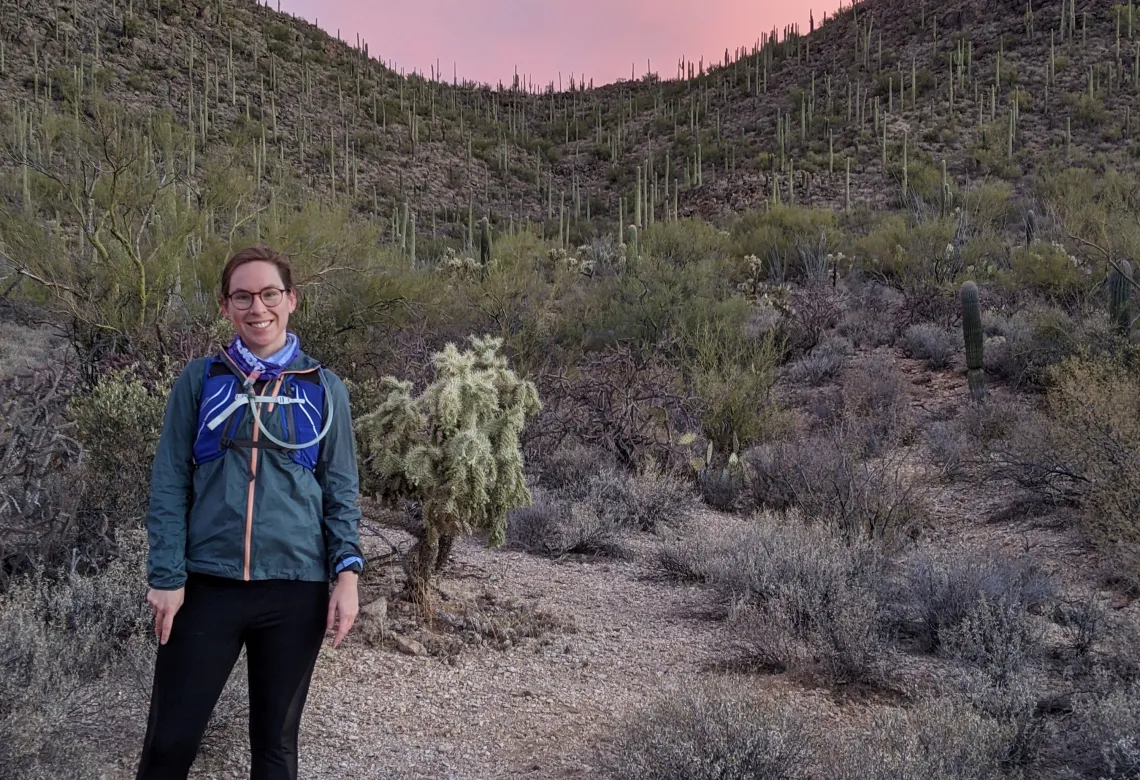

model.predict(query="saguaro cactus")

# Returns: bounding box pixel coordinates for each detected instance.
[960,281,986,402]
[479,216,491,267]
[1108,259,1134,334]
[626,224,639,261]
[1025,209,1037,247]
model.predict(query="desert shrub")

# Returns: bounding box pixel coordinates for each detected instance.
[838,307,898,348]
[526,345,697,471]
[731,519,894,683]
[940,595,1043,685]
[826,697,1018,780]
[925,422,969,480]
[584,465,696,533]
[854,214,956,285]
[0,531,149,776]
[904,323,961,369]
[730,204,841,283]
[69,364,176,524]
[784,337,850,386]
[531,442,616,493]
[506,489,624,559]
[599,680,817,780]
[893,553,1056,656]
[982,305,1119,391]
[958,394,1027,446]
[697,458,749,512]
[1043,355,1140,589]
[642,218,732,268]
[782,283,847,352]
[1042,682,1140,779]
[744,430,928,549]
[0,529,249,778]
[0,367,84,585]
[839,360,915,455]
[676,298,785,453]
[660,516,893,684]
[1005,242,1085,301]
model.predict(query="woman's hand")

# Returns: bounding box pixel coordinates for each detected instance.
[327,572,359,648]
[146,587,185,645]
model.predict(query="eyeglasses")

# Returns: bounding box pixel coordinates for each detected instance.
[226,287,288,310]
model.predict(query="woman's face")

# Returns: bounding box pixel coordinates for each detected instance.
[220,261,297,357]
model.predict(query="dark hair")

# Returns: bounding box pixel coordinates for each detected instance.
[219,246,294,300]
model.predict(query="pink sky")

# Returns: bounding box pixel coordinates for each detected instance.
[276,0,844,88]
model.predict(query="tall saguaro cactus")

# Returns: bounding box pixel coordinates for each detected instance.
[1108,259,1134,334]
[960,281,986,402]
[479,216,492,267]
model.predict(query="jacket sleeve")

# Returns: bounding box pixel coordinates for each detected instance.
[316,370,365,578]
[145,361,201,590]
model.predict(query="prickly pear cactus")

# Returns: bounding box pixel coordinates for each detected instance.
[960,281,986,402]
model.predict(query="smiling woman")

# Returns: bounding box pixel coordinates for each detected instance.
[134,246,366,780]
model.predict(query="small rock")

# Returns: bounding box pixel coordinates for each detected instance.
[393,634,428,656]
[362,596,387,621]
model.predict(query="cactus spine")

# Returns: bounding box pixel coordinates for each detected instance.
[1108,260,1134,334]
[961,281,986,402]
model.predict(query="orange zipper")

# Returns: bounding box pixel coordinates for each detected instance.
[243,375,284,581]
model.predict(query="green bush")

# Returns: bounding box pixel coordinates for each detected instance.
[69,365,176,525]
[1004,242,1084,300]
[641,218,732,269]
[729,204,841,282]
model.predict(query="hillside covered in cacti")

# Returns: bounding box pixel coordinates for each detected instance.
[4,0,1140,242]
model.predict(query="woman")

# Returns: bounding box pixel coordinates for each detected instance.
[136,246,365,780]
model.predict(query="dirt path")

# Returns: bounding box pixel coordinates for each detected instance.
[185,535,730,780]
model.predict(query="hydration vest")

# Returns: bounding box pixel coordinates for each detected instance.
[192,353,329,471]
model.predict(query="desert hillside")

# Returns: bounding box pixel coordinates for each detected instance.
[2,0,1140,778]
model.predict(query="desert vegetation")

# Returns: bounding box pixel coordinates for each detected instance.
[2,0,1140,777]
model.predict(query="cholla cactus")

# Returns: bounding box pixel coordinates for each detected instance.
[356,336,541,604]
[736,254,767,297]
[438,246,486,279]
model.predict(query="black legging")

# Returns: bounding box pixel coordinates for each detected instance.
[135,573,329,780]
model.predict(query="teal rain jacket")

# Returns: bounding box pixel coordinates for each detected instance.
[144,349,365,589]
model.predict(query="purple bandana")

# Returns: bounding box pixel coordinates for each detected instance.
[223,332,299,381]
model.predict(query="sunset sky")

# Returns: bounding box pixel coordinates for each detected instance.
[277,0,844,88]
